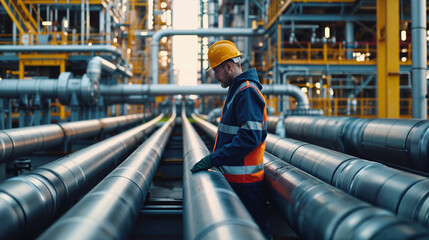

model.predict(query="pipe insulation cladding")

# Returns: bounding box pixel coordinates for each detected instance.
[182,109,265,240]
[0,113,148,163]
[265,134,429,227]
[271,116,429,171]
[0,114,163,239]
[38,111,176,239]
[100,83,310,109]
[264,153,429,240]
[0,72,99,106]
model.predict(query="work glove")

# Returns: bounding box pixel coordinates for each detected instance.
[191,155,212,173]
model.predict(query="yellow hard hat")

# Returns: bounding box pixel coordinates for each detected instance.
[207,40,242,71]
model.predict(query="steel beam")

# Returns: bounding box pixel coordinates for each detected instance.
[377,0,400,118]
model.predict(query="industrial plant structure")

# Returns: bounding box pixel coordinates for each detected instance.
[0,0,429,239]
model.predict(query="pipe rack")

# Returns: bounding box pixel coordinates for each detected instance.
[38,111,176,239]
[0,114,163,239]
[0,113,149,163]
[182,109,264,239]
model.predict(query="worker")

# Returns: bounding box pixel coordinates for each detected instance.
[191,40,271,239]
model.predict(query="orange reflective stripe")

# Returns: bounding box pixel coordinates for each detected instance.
[223,169,264,183]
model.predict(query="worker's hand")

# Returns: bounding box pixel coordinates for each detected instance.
[191,155,212,173]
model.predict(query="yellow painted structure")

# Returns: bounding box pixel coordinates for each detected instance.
[18,54,68,79]
[377,0,399,118]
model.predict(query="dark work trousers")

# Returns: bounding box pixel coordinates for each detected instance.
[232,181,272,240]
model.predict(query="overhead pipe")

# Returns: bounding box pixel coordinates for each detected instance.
[264,153,429,239]
[0,114,163,239]
[411,0,427,119]
[0,113,148,163]
[0,72,99,106]
[265,134,429,226]
[182,109,264,239]
[39,110,176,239]
[100,83,310,109]
[0,45,122,56]
[206,107,222,124]
[87,56,133,82]
[192,116,429,231]
[150,28,265,84]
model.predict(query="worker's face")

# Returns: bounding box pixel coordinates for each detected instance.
[213,62,233,88]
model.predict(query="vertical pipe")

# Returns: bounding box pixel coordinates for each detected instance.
[66,1,70,32]
[345,21,354,60]
[12,23,16,45]
[106,4,111,43]
[411,0,427,119]
[244,0,250,70]
[100,8,105,38]
[81,0,85,44]
[86,0,90,43]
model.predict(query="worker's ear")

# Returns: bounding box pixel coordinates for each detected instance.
[224,61,233,72]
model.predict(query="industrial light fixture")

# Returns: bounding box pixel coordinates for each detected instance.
[324,26,330,39]
[401,30,407,41]
[63,19,69,28]
[315,82,321,89]
[301,87,308,93]
[42,21,52,26]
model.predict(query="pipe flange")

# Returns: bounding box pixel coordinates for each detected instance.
[80,74,99,106]
[57,72,73,105]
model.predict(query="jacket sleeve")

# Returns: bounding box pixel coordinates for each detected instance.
[210,87,266,167]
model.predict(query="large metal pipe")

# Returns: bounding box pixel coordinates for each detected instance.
[0,79,310,109]
[182,109,264,239]
[0,45,122,56]
[0,113,148,163]
[0,114,163,239]
[411,0,427,119]
[265,134,429,226]
[151,28,264,84]
[101,83,310,109]
[276,116,429,171]
[38,111,176,239]
[0,72,99,106]
[87,56,133,82]
[192,114,429,237]
[264,153,429,239]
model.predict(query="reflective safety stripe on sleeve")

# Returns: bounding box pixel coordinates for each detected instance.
[218,162,264,175]
[218,121,267,135]
[241,121,267,131]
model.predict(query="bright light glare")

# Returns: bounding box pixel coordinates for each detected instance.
[324,26,330,38]
[401,30,407,41]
